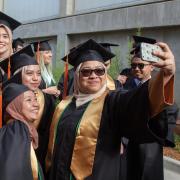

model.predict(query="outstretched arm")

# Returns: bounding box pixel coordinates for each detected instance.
[149,42,175,117]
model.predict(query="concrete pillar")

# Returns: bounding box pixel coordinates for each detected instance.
[0,0,4,11]
[60,0,75,17]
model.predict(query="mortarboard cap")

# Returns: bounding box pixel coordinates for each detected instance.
[31,39,52,52]
[130,35,157,55]
[0,11,21,31]
[0,44,36,75]
[100,43,119,52]
[2,83,29,109]
[2,71,22,89]
[62,39,115,68]
[12,38,25,49]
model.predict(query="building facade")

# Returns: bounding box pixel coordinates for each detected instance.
[1,0,180,108]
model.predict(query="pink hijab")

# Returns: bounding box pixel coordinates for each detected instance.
[6,93,39,149]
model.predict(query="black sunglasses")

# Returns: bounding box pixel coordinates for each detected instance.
[80,68,106,77]
[131,63,150,70]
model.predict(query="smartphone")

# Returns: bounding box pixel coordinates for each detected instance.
[140,42,162,62]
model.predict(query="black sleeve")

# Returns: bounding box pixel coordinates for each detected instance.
[0,121,34,180]
[36,92,56,172]
[57,72,64,92]
[106,81,168,144]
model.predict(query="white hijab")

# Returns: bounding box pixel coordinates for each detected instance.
[73,62,107,107]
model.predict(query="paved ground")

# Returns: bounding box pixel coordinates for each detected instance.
[164,156,180,180]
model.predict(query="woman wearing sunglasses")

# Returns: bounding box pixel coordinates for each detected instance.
[46,39,175,180]
[0,83,44,180]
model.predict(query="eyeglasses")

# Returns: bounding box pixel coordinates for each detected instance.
[80,68,106,77]
[131,63,150,70]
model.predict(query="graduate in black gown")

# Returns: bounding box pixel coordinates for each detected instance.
[2,45,56,174]
[122,36,178,180]
[0,11,21,82]
[46,39,175,180]
[0,83,44,180]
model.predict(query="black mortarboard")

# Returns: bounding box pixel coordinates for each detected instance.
[120,68,131,76]
[62,39,115,68]
[100,43,119,52]
[32,40,52,52]
[3,83,29,109]
[0,45,37,75]
[130,35,157,55]
[2,71,22,89]
[12,38,25,49]
[0,11,21,31]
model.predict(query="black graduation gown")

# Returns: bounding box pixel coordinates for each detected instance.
[49,82,168,180]
[0,120,44,180]
[36,92,56,173]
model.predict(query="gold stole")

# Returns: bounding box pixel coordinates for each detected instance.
[46,90,108,179]
[70,90,108,180]
[30,143,38,180]
[46,96,73,171]
[107,74,115,90]
[34,89,45,129]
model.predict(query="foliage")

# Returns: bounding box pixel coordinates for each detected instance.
[175,134,180,153]
[108,47,121,79]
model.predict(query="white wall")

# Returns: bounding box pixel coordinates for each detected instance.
[75,0,164,13]
[4,0,60,22]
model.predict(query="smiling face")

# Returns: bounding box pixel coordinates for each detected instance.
[0,26,11,58]
[22,65,41,91]
[42,50,52,65]
[131,57,154,81]
[21,91,39,123]
[78,61,106,94]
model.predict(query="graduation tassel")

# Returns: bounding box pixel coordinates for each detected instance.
[7,57,11,79]
[63,55,69,100]
[36,42,40,63]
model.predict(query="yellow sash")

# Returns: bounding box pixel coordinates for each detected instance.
[107,74,115,90]
[34,89,45,129]
[70,90,108,179]
[30,143,38,180]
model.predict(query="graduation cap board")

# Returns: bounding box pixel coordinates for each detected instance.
[130,35,157,55]
[100,43,119,52]
[0,11,21,31]
[12,38,25,49]
[130,35,162,62]
[62,39,115,68]
[31,39,52,52]
[0,44,36,75]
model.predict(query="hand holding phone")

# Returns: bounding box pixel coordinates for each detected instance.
[140,42,163,62]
